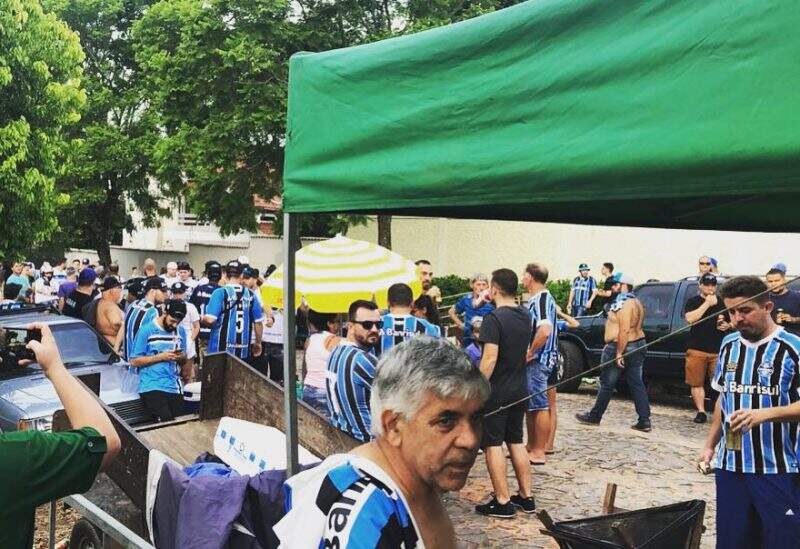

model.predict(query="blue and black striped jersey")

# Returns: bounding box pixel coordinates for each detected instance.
[527,290,560,366]
[122,299,157,361]
[326,343,378,443]
[205,284,264,359]
[189,282,219,340]
[375,313,441,356]
[571,276,597,308]
[712,328,800,474]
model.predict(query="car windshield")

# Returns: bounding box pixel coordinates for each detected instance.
[51,323,116,365]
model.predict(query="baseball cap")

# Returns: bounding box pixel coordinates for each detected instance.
[78,267,97,284]
[82,258,90,265]
[699,273,718,286]
[578,263,590,271]
[619,274,634,286]
[205,261,222,281]
[125,277,144,297]
[242,266,258,278]
[101,277,122,291]
[164,299,187,320]
[226,260,243,277]
[171,281,189,294]
[143,276,167,292]
[238,255,250,265]
[41,262,53,273]
[773,262,788,274]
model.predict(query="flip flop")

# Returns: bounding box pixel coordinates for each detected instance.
[529,459,546,466]
[545,450,557,455]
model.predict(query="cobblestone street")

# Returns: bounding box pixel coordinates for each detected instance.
[447,390,716,548]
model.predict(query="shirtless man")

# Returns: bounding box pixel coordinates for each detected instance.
[96,278,123,349]
[576,275,652,432]
[274,336,490,548]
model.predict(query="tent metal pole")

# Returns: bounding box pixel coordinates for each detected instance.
[283,212,299,475]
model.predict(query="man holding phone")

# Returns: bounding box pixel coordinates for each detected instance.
[130,300,190,421]
[0,323,121,548]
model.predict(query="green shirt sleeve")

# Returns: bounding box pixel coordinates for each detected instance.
[0,426,107,513]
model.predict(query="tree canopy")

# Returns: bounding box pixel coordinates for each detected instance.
[0,0,85,260]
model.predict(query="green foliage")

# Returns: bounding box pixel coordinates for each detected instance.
[433,275,471,303]
[133,0,291,236]
[547,278,572,311]
[134,0,527,238]
[0,0,85,260]
[44,0,165,265]
[272,211,368,238]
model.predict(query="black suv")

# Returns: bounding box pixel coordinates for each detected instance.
[557,277,798,392]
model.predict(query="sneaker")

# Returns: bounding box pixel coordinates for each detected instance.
[510,494,536,514]
[693,412,707,424]
[631,421,652,432]
[575,412,600,425]
[475,496,516,518]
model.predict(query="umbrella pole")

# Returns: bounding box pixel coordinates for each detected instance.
[283,212,300,475]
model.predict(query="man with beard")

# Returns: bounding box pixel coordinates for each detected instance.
[415,259,442,305]
[275,337,489,548]
[130,299,190,421]
[699,276,800,548]
[326,300,381,442]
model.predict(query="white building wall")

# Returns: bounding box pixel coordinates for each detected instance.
[346,217,799,283]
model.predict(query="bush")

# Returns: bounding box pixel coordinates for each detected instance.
[433,275,471,304]
[546,279,572,311]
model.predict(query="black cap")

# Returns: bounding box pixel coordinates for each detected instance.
[125,277,145,298]
[177,261,191,271]
[171,281,189,294]
[205,260,222,281]
[101,277,122,292]
[81,258,90,265]
[700,273,718,286]
[225,260,243,277]
[144,276,167,292]
[163,299,187,320]
[242,266,258,278]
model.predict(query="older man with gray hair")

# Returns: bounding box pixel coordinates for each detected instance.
[275,336,490,548]
[449,272,494,348]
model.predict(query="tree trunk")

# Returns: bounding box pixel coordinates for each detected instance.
[96,240,112,267]
[377,215,392,250]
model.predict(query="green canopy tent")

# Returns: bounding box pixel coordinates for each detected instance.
[278,0,800,472]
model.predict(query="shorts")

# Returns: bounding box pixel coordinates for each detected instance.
[527,360,552,411]
[481,401,526,448]
[302,385,328,416]
[716,469,800,549]
[685,349,717,387]
[140,390,184,422]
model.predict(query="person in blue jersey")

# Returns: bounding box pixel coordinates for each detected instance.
[576,275,651,431]
[202,260,264,361]
[567,263,597,317]
[522,262,561,465]
[698,276,800,549]
[326,300,381,442]
[275,336,490,548]
[130,299,190,422]
[120,276,166,361]
[189,260,222,362]
[375,283,441,357]
[448,273,494,348]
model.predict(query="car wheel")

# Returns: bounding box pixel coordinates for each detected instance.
[558,341,585,393]
[69,518,102,549]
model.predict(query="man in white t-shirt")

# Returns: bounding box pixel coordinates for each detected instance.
[176,261,197,298]
[170,282,200,365]
[33,264,58,305]
[161,261,180,288]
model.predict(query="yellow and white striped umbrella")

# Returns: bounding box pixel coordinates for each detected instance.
[261,235,422,313]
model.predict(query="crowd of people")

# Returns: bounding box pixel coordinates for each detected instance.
[4,253,800,547]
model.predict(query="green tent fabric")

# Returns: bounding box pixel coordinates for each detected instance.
[283,0,800,232]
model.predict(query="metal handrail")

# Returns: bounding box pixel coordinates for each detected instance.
[46,495,153,549]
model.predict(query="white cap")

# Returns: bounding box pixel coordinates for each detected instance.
[620,274,634,286]
[238,255,250,265]
[167,261,178,269]
[41,262,53,273]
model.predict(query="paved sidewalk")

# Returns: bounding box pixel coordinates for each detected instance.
[447,391,715,548]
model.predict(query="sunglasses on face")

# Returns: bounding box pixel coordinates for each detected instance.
[353,320,384,330]
[699,262,711,266]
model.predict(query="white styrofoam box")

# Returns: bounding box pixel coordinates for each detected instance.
[183,381,202,402]
[213,416,321,475]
